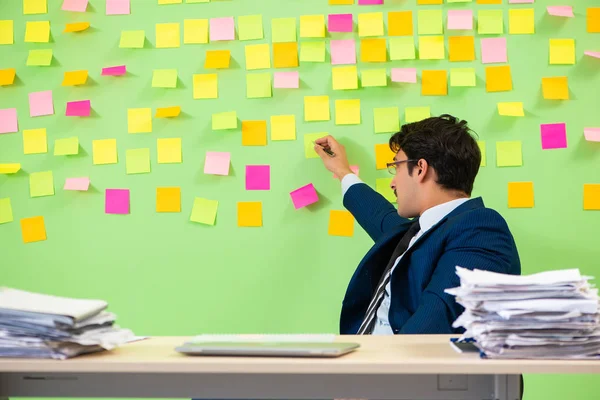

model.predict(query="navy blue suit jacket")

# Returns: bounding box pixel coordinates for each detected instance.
[339,183,521,335]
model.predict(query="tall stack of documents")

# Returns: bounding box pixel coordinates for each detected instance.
[0,287,134,359]
[446,267,600,359]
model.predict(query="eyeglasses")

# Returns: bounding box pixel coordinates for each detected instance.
[386,159,417,175]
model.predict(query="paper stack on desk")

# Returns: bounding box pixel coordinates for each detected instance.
[0,287,134,359]
[446,267,600,359]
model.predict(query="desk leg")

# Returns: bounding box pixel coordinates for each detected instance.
[495,375,522,400]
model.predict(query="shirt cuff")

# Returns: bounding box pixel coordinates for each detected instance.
[341,173,363,197]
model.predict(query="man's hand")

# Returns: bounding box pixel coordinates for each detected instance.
[314,135,354,180]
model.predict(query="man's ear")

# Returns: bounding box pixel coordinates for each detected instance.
[416,159,428,181]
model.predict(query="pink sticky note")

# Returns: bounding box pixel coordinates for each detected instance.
[290,183,319,209]
[328,14,353,33]
[584,51,600,59]
[210,17,235,41]
[0,108,18,134]
[481,38,507,64]
[331,39,356,65]
[541,123,567,150]
[358,0,383,4]
[106,0,129,15]
[105,189,130,214]
[274,72,299,89]
[246,165,271,191]
[584,128,600,142]
[29,90,54,117]
[547,6,573,17]
[62,0,88,12]
[64,177,90,191]
[333,165,359,179]
[66,100,91,117]
[204,152,231,175]
[509,0,534,3]
[447,10,473,30]
[102,65,126,76]
[391,68,417,83]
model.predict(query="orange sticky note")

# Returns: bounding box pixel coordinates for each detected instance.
[205,50,231,69]
[360,38,387,62]
[0,68,16,86]
[273,42,299,68]
[156,106,181,118]
[242,120,267,146]
[156,187,181,213]
[485,66,512,92]
[388,11,413,36]
[417,0,442,4]
[62,70,88,86]
[477,0,501,4]
[587,8,600,33]
[64,22,90,33]
[449,36,475,62]
[328,210,354,237]
[542,76,569,100]
[583,184,600,210]
[508,182,534,208]
[329,0,354,4]
[421,70,447,96]
[20,216,47,244]
[237,202,263,227]
[375,143,395,170]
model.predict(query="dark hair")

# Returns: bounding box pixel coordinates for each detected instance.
[389,114,481,196]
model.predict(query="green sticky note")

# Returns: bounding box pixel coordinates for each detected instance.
[152,69,178,88]
[29,171,54,198]
[247,73,272,98]
[190,197,218,225]
[478,10,503,35]
[478,141,486,167]
[120,30,145,48]
[300,41,326,62]
[361,69,387,87]
[126,148,151,174]
[450,68,476,87]
[418,10,443,35]
[271,17,296,43]
[405,106,431,123]
[376,178,396,203]
[304,132,328,159]
[212,111,237,130]
[0,198,13,224]
[238,15,263,41]
[374,107,400,134]
[496,141,522,167]
[390,37,415,60]
[26,49,52,66]
[54,137,79,155]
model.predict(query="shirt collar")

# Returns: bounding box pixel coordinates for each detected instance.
[418,197,471,233]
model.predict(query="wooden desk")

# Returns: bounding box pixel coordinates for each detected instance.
[1,336,599,400]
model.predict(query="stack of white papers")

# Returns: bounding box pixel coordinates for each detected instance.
[0,288,134,359]
[446,267,600,359]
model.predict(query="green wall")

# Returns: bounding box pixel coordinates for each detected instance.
[1,1,599,399]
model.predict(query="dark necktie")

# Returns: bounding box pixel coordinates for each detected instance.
[357,221,421,335]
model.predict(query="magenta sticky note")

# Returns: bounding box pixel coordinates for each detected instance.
[391,68,417,83]
[333,165,359,179]
[62,0,88,12]
[210,17,235,41]
[64,177,90,191]
[0,108,18,134]
[290,183,319,209]
[541,123,567,150]
[447,10,473,30]
[274,72,299,89]
[246,165,271,191]
[102,65,126,76]
[584,128,600,142]
[105,189,130,214]
[106,0,130,15]
[204,152,231,175]
[29,90,54,117]
[481,38,507,64]
[358,0,383,4]
[66,100,91,117]
[330,39,356,65]
[547,6,573,17]
[328,14,353,33]
[584,51,600,59]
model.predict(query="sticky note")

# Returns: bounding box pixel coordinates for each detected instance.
[478,10,503,34]
[0,108,18,134]
[418,10,443,35]
[156,23,180,48]
[375,143,395,170]
[450,68,476,87]
[374,107,399,133]
[542,76,569,100]
[421,70,447,96]
[481,37,507,64]
[0,164,21,174]
[376,178,395,202]
[64,22,90,32]
[419,36,445,60]
[120,30,145,48]
[128,108,152,133]
[204,152,231,175]
[193,73,218,99]
[584,51,600,59]
[300,15,325,38]
[588,8,600,33]
[485,66,512,92]
[105,189,129,214]
[66,100,91,117]
[273,42,298,68]
[271,18,296,43]
[106,0,129,15]
[246,165,270,190]
[509,0,533,3]
[24,0,47,14]
[238,15,263,41]
[238,202,262,227]
[155,106,181,118]
[102,65,126,76]
[274,71,299,89]
[335,99,361,125]
[358,12,384,37]
[212,111,237,130]
[498,102,524,117]
[156,187,181,213]
[300,41,326,62]
[584,128,600,142]
[64,177,90,191]
[328,14,353,32]
[190,197,218,225]
[0,20,13,45]
[362,69,387,87]
[23,128,47,155]
[449,36,475,61]
[477,0,501,3]
[246,73,272,98]
[417,0,442,3]
[331,39,356,65]
[62,70,88,86]
[20,216,46,244]
[25,21,50,43]
[304,133,327,158]
[30,171,54,197]
[209,17,234,41]
[360,38,386,62]
[583,184,600,210]
[29,90,54,117]
[388,11,413,36]
[405,106,431,123]
[547,6,573,18]
[242,120,267,146]
[549,39,575,65]
[245,44,271,70]
[448,10,473,30]
[152,69,178,88]
[27,49,53,66]
[0,198,13,224]
[540,123,567,150]
[332,66,358,90]
[509,9,535,34]
[328,210,354,237]
[391,68,417,83]
[508,182,534,208]
[329,0,353,4]
[126,148,150,174]
[53,137,79,155]
[270,115,296,141]
[478,141,486,167]
[0,68,16,86]
[304,96,330,121]
[496,141,522,167]
[389,37,415,60]
[359,0,383,4]
[93,139,117,165]
[290,184,319,209]
[62,0,88,12]
[157,138,182,163]
[184,19,208,44]
[186,0,209,3]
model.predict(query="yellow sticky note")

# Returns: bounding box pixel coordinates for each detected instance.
[583,184,600,210]
[157,138,182,163]
[300,41,326,62]
[157,187,181,213]
[549,39,575,65]
[0,20,14,45]
[335,99,361,125]
[126,148,151,174]
[53,137,79,156]
[184,19,208,44]
[238,15,263,41]
[246,73,272,98]
[478,141,486,167]
[156,23,180,48]
[498,102,524,117]
[389,11,413,37]
[300,15,325,38]
[389,37,415,60]
[362,69,387,87]
[496,141,522,167]
[422,70,447,96]
[29,171,54,197]
[376,178,396,203]
[156,106,181,118]
[0,164,21,174]
[24,0,47,15]
[245,44,271,70]
[25,21,50,43]
[193,73,218,99]
[152,69,178,88]
[0,68,15,86]
[242,120,267,146]
[20,216,47,244]
[204,50,230,69]
[159,0,182,4]
[93,139,117,165]
[62,70,88,86]
[27,49,53,66]
[23,128,47,155]
[237,202,262,227]
[375,143,395,170]
[0,198,13,224]
[358,12,384,37]
[328,210,354,237]
[449,36,475,61]
[329,0,353,4]
[212,111,237,130]
[417,10,443,35]
[508,182,534,208]
[332,66,358,90]
[361,38,387,62]
[270,115,296,141]
[542,76,569,100]
[477,0,501,3]
[120,30,145,48]
[486,66,512,92]
[304,96,330,121]
[374,107,399,133]
[128,108,152,133]
[419,36,445,60]
[450,68,476,87]
[304,132,327,159]
[478,10,504,35]
[190,197,218,225]
[64,22,90,33]
[405,106,431,123]
[273,42,299,68]
[509,9,535,35]
[588,8,600,33]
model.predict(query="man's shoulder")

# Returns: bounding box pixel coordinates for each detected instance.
[447,199,511,231]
